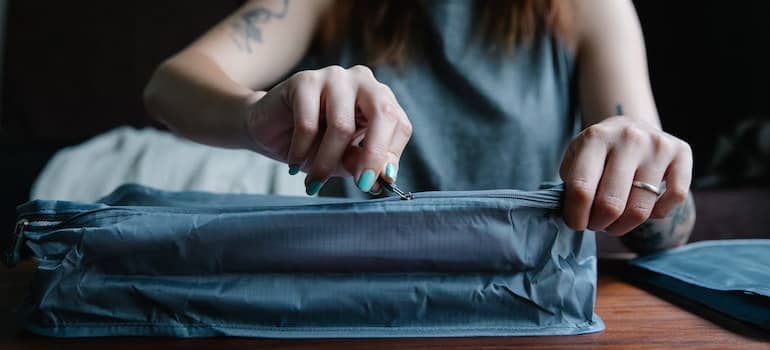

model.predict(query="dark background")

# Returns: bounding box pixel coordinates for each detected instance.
[1,1,769,236]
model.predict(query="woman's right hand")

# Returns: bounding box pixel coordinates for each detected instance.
[246,65,413,195]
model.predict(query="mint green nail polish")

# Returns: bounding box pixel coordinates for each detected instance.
[357,169,376,192]
[288,164,300,175]
[306,180,323,196]
[384,163,397,181]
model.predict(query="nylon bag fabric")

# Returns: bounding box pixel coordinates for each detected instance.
[628,239,770,332]
[6,183,603,338]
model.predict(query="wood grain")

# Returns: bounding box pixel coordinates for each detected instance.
[1,262,767,350]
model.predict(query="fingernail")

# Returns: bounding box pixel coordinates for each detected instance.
[288,164,300,175]
[369,186,383,196]
[357,169,376,192]
[306,180,323,196]
[384,163,398,182]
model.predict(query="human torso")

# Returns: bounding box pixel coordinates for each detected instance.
[306,0,578,197]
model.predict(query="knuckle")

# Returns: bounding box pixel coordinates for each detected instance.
[398,119,414,137]
[372,82,397,101]
[292,70,320,86]
[621,126,646,145]
[595,195,625,218]
[566,179,594,204]
[350,64,374,78]
[328,117,355,137]
[650,133,671,155]
[678,139,693,155]
[627,203,653,223]
[377,101,399,123]
[377,82,394,95]
[583,124,611,141]
[295,118,317,136]
[667,186,688,203]
[325,65,346,76]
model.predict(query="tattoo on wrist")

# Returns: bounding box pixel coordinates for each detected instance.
[231,0,289,53]
[620,194,696,255]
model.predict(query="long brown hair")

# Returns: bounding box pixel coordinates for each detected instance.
[317,0,574,67]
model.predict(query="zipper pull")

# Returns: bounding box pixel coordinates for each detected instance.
[378,179,414,200]
[3,219,28,268]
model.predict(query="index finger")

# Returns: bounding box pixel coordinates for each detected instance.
[560,134,608,231]
[353,84,399,192]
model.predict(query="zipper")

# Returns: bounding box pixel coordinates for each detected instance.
[4,213,79,268]
[3,219,29,267]
[15,188,563,226]
[411,189,560,201]
[6,187,563,267]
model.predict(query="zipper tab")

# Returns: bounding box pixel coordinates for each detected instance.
[3,219,29,268]
[379,180,414,200]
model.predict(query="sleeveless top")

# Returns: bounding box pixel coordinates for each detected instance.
[304,0,578,198]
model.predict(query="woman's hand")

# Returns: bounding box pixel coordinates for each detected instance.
[559,116,693,236]
[246,65,412,195]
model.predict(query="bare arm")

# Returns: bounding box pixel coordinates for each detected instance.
[619,194,695,255]
[143,0,331,148]
[575,0,660,128]
[561,0,695,254]
[144,0,413,196]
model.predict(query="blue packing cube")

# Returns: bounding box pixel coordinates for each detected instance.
[5,183,603,338]
[628,239,770,333]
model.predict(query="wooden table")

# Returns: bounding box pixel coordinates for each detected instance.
[1,261,767,350]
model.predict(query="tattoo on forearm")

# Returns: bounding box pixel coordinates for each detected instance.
[231,0,289,53]
[620,194,696,255]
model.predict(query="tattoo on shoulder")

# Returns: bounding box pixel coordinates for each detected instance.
[620,194,696,255]
[231,0,289,53]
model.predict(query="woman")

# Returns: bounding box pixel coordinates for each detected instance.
[144,0,695,254]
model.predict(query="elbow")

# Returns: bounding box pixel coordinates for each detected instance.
[142,81,161,123]
[142,60,175,126]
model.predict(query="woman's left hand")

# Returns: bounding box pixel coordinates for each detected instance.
[559,116,693,236]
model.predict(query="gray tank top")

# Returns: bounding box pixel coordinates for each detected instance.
[307,1,578,198]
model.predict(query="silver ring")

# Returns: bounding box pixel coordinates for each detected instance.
[632,181,662,196]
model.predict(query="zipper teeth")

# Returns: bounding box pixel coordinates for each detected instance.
[414,190,560,203]
[18,213,80,223]
[18,190,562,223]
[23,213,75,220]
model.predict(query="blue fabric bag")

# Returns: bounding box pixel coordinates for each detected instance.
[5,183,603,338]
[627,239,770,333]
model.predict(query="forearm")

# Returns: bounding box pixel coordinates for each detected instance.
[143,0,328,150]
[143,51,262,149]
[619,192,696,255]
